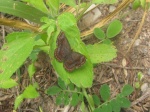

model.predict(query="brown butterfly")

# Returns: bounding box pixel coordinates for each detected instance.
[54,33,86,72]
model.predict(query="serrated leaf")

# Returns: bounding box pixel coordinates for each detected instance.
[0,32,35,80]
[58,78,66,90]
[0,0,47,24]
[14,94,24,109]
[47,86,62,95]
[94,28,105,40]
[100,84,110,101]
[0,79,17,88]
[86,43,117,64]
[28,63,36,79]
[92,95,100,106]
[23,85,39,98]
[106,19,122,38]
[110,99,121,112]
[120,84,134,97]
[118,97,131,108]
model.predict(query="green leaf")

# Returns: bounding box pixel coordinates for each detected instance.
[70,93,79,106]
[86,43,117,64]
[132,0,141,9]
[137,72,143,81]
[94,108,102,112]
[58,78,66,90]
[110,99,121,112]
[0,32,35,80]
[94,28,105,40]
[57,12,77,30]
[101,103,112,112]
[28,63,36,79]
[80,101,86,112]
[64,92,70,105]
[47,86,62,95]
[22,0,49,14]
[23,85,39,98]
[14,94,24,109]
[0,0,47,24]
[46,0,59,16]
[92,95,100,106]
[118,97,131,108]
[100,84,110,101]
[60,0,76,7]
[68,83,75,90]
[0,79,17,88]
[6,32,31,43]
[106,19,122,38]
[92,0,118,4]
[120,84,134,97]
[56,92,64,105]
[50,13,93,88]
[140,0,146,8]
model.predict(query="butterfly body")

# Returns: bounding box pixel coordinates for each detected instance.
[54,33,86,72]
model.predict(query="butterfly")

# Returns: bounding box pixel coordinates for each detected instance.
[54,33,86,72]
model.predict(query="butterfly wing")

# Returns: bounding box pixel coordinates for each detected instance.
[64,52,86,72]
[54,33,71,62]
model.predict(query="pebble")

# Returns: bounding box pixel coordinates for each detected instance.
[141,83,149,93]
[109,5,116,12]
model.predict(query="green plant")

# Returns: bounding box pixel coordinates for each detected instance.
[94,19,122,42]
[46,79,134,112]
[0,0,134,111]
[134,72,144,89]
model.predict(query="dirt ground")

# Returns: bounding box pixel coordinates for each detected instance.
[0,2,150,112]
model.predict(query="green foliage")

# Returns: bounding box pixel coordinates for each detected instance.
[28,63,36,79]
[86,43,117,64]
[0,32,35,86]
[106,19,122,38]
[22,0,49,14]
[94,19,122,40]
[94,28,105,40]
[0,0,47,24]
[132,0,150,9]
[14,85,39,109]
[46,78,83,106]
[100,84,110,101]
[0,0,133,111]
[46,0,59,17]
[49,12,93,88]
[135,72,143,88]
[0,79,17,88]
[93,84,134,112]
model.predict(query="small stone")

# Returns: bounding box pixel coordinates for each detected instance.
[109,5,116,12]
[134,39,141,46]
[141,83,149,93]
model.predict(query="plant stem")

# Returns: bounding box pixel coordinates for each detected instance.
[82,88,94,112]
